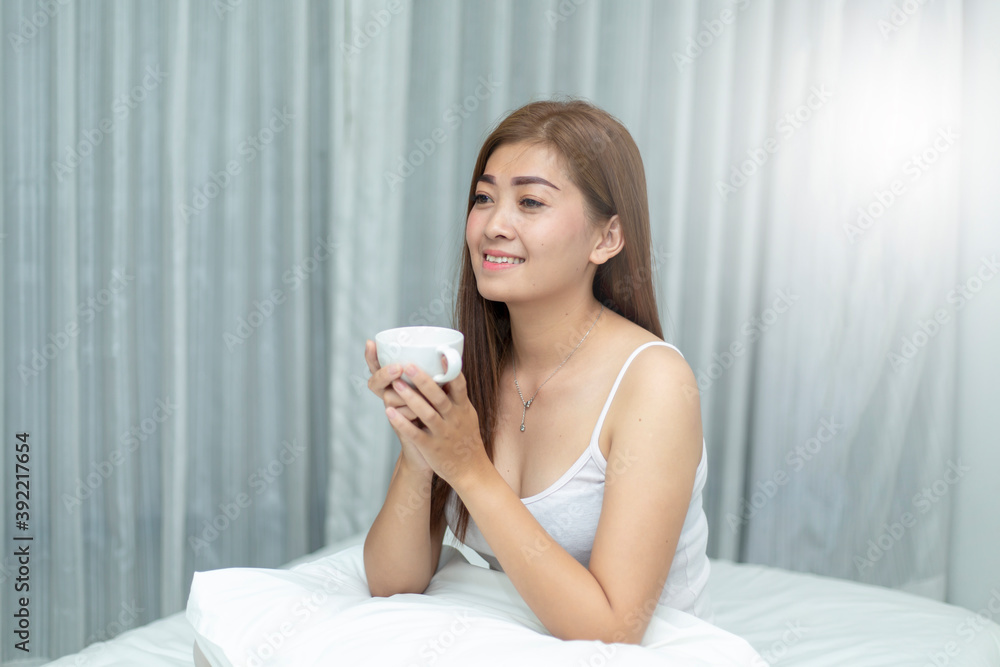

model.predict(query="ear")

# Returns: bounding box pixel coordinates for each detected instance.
[590,215,625,265]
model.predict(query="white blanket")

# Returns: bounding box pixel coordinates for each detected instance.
[187,544,766,666]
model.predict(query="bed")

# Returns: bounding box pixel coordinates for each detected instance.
[47,529,1000,666]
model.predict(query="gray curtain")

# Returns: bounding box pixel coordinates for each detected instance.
[2,0,998,662]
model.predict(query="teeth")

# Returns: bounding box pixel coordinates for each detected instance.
[485,254,524,264]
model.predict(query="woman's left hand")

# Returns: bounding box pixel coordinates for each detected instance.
[384,364,490,489]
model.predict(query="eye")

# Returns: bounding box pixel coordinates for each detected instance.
[521,198,544,209]
[473,193,491,205]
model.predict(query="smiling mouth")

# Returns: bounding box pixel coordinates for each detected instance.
[483,254,524,264]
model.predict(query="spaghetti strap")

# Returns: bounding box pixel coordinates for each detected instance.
[591,341,680,439]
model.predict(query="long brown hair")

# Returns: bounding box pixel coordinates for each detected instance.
[431,97,664,542]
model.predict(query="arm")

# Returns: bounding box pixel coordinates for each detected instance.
[452,345,703,643]
[362,339,448,597]
[193,641,211,667]
[364,453,448,597]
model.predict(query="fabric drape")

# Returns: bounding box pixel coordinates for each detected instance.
[1,0,997,662]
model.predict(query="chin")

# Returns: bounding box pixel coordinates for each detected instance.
[472,279,516,305]
[474,284,508,303]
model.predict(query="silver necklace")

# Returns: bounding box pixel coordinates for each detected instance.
[513,304,604,433]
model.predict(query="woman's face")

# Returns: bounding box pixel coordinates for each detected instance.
[466,141,604,305]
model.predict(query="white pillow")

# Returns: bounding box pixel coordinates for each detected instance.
[187,544,373,666]
[187,542,764,666]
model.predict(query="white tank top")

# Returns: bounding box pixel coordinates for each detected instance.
[444,341,713,619]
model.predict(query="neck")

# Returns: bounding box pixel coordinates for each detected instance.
[507,294,605,384]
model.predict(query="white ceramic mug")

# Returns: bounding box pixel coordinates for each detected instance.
[375,326,464,386]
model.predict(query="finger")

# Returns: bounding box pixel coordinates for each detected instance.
[390,378,437,426]
[382,385,416,419]
[365,341,403,384]
[397,406,419,421]
[386,407,425,445]
[368,360,403,394]
[368,368,392,394]
[364,340,380,375]
[403,364,453,416]
[383,389,419,420]
[446,370,469,406]
[384,405,419,424]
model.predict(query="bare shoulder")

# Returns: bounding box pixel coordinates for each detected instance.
[603,316,702,453]
[588,318,703,639]
[603,313,697,397]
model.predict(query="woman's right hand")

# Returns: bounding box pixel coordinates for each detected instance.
[365,339,433,476]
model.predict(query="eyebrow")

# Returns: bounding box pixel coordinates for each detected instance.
[477,174,561,191]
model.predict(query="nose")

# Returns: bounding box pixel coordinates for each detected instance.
[483,202,516,240]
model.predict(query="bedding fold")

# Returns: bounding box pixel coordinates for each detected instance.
[186,544,765,666]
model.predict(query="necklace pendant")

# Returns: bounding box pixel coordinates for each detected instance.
[511,303,604,436]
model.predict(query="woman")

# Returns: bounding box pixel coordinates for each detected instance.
[192,98,711,665]
[362,98,710,644]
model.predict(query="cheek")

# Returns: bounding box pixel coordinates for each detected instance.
[467,208,485,228]
[465,215,477,245]
[465,215,485,261]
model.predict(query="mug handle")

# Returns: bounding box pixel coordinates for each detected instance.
[433,346,462,384]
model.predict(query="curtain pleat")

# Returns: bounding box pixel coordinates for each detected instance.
[49,0,85,647]
[1,0,996,661]
[161,0,190,619]
[326,0,415,543]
